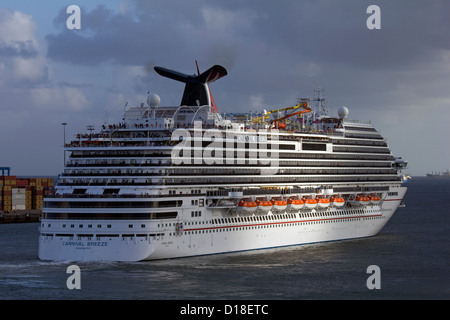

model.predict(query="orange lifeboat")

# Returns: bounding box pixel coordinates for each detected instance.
[369,194,381,205]
[317,198,330,209]
[302,196,317,209]
[355,194,370,206]
[237,199,257,212]
[256,200,273,212]
[271,199,287,211]
[287,198,304,211]
[330,195,345,208]
[315,195,330,209]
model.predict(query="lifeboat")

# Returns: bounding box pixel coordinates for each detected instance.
[330,195,345,208]
[256,200,272,212]
[355,194,370,206]
[369,194,381,205]
[271,199,287,211]
[317,197,330,209]
[302,196,317,209]
[287,198,304,211]
[237,199,257,212]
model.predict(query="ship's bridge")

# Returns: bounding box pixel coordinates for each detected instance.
[123,105,177,131]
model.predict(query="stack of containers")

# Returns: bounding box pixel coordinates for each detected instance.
[1,176,15,212]
[0,176,54,212]
[26,186,33,210]
[2,185,12,211]
[34,185,44,210]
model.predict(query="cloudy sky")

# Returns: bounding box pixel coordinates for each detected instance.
[0,0,449,176]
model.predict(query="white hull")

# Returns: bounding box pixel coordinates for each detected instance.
[39,187,406,262]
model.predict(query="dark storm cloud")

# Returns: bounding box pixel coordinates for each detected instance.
[46,2,219,67]
[45,0,450,83]
[46,0,450,110]
[43,0,450,118]
[226,0,450,70]
[47,5,152,66]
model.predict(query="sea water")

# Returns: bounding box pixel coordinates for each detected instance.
[0,177,448,301]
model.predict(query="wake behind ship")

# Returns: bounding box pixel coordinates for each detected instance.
[39,64,408,261]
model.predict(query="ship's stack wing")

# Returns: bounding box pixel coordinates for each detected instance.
[153,67,191,83]
[197,65,228,83]
[154,65,227,84]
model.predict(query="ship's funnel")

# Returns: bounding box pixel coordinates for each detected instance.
[154,65,227,111]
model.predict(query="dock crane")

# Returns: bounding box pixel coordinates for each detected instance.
[0,167,11,176]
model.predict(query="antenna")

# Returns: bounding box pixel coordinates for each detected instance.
[314,87,326,115]
[87,125,94,141]
[195,60,200,75]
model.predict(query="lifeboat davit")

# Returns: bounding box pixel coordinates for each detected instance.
[237,199,257,212]
[302,196,318,209]
[271,199,287,211]
[369,194,381,205]
[355,194,370,206]
[256,200,272,212]
[330,195,345,208]
[287,198,304,211]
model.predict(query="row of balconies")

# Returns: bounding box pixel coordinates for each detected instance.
[58,174,401,187]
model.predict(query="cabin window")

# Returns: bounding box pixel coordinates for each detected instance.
[302,143,326,151]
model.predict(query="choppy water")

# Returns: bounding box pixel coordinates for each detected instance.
[0,177,448,302]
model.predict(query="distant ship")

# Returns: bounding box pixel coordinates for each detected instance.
[426,170,450,178]
[38,63,408,261]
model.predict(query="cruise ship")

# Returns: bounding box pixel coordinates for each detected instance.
[38,64,408,261]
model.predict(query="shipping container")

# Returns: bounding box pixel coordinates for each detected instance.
[13,204,26,210]
[16,179,29,186]
[12,187,26,194]
[12,197,26,205]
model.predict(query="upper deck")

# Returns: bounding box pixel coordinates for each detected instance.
[66,97,382,151]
